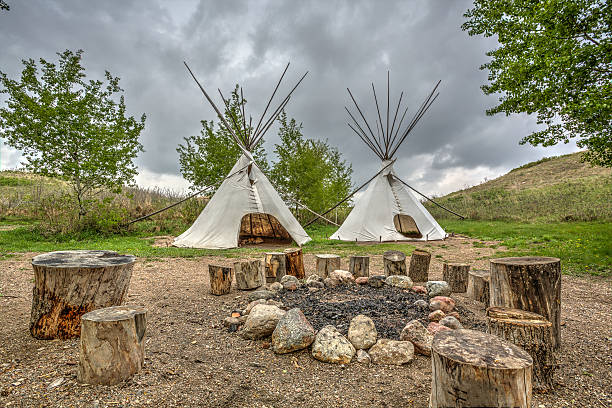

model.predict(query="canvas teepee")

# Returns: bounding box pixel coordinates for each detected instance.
[330,73,450,242]
[174,63,311,249]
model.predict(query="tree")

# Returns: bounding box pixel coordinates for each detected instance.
[463,0,612,167]
[270,111,353,219]
[0,49,146,216]
[177,85,269,192]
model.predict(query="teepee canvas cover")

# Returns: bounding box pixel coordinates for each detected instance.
[330,73,449,242]
[174,62,311,249]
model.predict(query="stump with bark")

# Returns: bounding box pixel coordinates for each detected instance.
[487,306,556,392]
[234,260,264,290]
[408,250,431,282]
[284,248,305,279]
[349,256,369,278]
[442,263,470,293]
[430,329,533,408]
[264,252,286,283]
[315,254,341,278]
[209,265,233,295]
[30,250,135,340]
[466,269,490,306]
[383,250,406,276]
[490,256,561,349]
[78,305,146,385]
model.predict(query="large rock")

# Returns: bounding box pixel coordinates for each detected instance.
[385,275,414,289]
[368,275,386,288]
[439,315,463,330]
[280,275,299,285]
[269,282,283,292]
[412,285,427,294]
[245,299,266,314]
[425,281,451,297]
[400,320,434,356]
[368,339,414,365]
[428,310,446,322]
[329,270,355,285]
[427,322,452,335]
[271,308,315,354]
[429,296,455,313]
[347,315,377,349]
[240,304,286,340]
[247,289,276,302]
[355,277,369,285]
[311,325,355,364]
[306,274,323,285]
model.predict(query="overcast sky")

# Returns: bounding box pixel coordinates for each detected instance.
[0,0,579,196]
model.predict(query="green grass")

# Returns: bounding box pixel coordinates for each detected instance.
[441,220,612,277]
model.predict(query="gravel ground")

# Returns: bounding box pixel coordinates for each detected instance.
[1,237,611,407]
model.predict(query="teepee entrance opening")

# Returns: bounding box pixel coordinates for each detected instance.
[393,214,423,238]
[239,213,292,245]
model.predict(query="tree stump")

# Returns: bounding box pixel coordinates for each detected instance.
[383,250,406,276]
[284,248,305,279]
[209,265,233,295]
[264,252,286,283]
[349,255,369,278]
[234,260,264,290]
[30,250,135,340]
[408,250,431,282]
[430,329,533,408]
[442,263,470,293]
[490,256,561,349]
[315,254,341,278]
[466,269,490,306]
[487,306,556,392]
[78,305,146,385]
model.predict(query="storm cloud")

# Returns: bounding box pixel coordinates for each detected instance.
[0,0,579,195]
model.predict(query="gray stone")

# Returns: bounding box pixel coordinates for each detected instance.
[307,280,324,288]
[385,275,414,289]
[271,308,315,354]
[283,281,298,291]
[439,316,463,330]
[240,304,286,340]
[269,282,283,292]
[245,299,266,314]
[368,339,414,365]
[413,299,428,309]
[280,275,299,285]
[311,325,355,364]
[399,320,434,356]
[368,275,386,288]
[306,274,323,284]
[347,315,377,350]
[356,349,371,364]
[247,289,276,302]
[425,281,452,297]
[323,278,337,288]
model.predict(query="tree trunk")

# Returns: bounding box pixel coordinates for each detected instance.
[349,256,369,278]
[383,250,406,276]
[315,254,341,278]
[234,260,264,290]
[408,250,431,282]
[30,250,135,340]
[490,256,561,349]
[487,306,556,392]
[284,248,305,279]
[78,305,146,385]
[442,263,470,293]
[264,252,286,283]
[209,265,233,295]
[466,269,490,306]
[430,329,532,408]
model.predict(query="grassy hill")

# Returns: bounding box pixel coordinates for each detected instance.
[425,152,612,222]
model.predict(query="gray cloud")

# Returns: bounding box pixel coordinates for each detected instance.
[0,0,579,195]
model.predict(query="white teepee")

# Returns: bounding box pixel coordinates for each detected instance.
[330,73,450,242]
[174,62,311,249]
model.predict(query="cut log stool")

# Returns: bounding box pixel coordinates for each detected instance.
[315,254,341,278]
[349,256,369,278]
[264,252,286,283]
[78,305,146,385]
[487,306,556,392]
[442,263,470,293]
[490,256,561,349]
[209,265,233,295]
[284,248,305,279]
[234,260,264,290]
[408,250,431,282]
[430,329,533,408]
[467,269,490,306]
[383,250,406,276]
[30,250,135,340]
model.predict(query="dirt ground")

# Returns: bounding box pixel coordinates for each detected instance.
[1,237,611,407]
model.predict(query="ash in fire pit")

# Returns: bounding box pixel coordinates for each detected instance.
[271,285,432,340]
